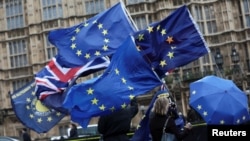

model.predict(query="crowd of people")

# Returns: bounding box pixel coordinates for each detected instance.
[97,91,193,141]
[23,90,195,141]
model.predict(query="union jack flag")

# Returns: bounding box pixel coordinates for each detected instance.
[35,56,110,100]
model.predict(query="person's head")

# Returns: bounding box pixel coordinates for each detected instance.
[70,123,77,129]
[22,128,27,133]
[151,96,169,115]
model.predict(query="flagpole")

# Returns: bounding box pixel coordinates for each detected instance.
[152,68,176,103]
[119,0,139,31]
[191,122,206,127]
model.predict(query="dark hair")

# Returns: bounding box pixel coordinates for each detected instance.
[22,128,27,132]
[71,123,77,128]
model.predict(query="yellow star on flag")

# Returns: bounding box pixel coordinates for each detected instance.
[87,88,94,95]
[166,36,174,44]
[160,60,167,67]
[91,98,99,105]
[167,52,174,59]
[147,26,153,33]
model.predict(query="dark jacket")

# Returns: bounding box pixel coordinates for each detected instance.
[22,132,31,141]
[69,127,78,138]
[149,113,191,141]
[98,99,138,141]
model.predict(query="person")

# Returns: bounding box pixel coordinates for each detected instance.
[22,128,31,141]
[186,107,204,123]
[98,97,138,141]
[149,96,192,141]
[69,123,78,138]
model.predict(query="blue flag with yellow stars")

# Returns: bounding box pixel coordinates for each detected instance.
[133,5,210,78]
[10,80,66,133]
[48,2,137,67]
[63,36,163,128]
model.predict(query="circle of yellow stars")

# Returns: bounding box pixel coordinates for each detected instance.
[24,89,64,124]
[135,24,177,69]
[70,20,111,61]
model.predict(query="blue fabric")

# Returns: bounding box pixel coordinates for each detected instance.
[10,81,65,133]
[41,76,80,114]
[48,2,136,67]
[63,36,163,128]
[175,116,185,129]
[133,5,210,78]
[189,75,250,125]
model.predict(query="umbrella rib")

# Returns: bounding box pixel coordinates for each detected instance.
[189,75,249,125]
[207,94,224,124]
[228,91,248,108]
[190,90,226,124]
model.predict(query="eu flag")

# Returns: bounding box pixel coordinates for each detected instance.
[63,36,163,127]
[133,5,210,78]
[48,2,137,67]
[10,81,65,133]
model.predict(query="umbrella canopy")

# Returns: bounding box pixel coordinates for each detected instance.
[189,75,250,125]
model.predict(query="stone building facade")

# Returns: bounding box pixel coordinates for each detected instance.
[0,0,250,140]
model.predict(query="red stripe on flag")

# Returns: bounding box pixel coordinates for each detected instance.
[47,60,81,82]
